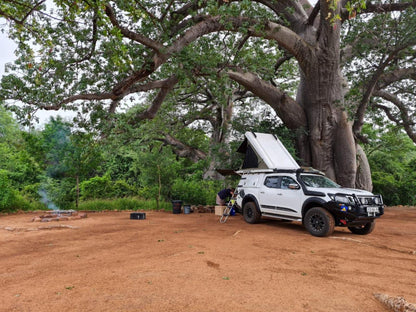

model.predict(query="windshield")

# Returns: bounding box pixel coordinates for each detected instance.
[300,174,340,188]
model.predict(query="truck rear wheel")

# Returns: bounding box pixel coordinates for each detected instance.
[304,207,335,237]
[348,222,375,235]
[243,202,261,224]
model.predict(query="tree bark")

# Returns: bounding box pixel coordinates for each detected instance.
[203,91,235,180]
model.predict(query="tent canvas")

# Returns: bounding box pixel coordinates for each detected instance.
[237,132,300,170]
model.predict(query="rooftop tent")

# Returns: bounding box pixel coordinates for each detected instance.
[237,132,300,170]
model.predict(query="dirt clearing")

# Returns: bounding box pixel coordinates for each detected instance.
[1,207,415,312]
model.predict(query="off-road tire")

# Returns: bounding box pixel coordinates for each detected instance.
[304,207,335,237]
[348,222,375,235]
[243,201,261,224]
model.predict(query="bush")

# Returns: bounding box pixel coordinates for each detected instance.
[0,170,18,210]
[40,178,76,210]
[112,180,137,197]
[372,172,400,206]
[137,186,157,200]
[79,175,113,200]
[77,197,171,211]
[171,179,222,205]
[0,170,42,212]
[21,183,42,201]
[80,175,137,200]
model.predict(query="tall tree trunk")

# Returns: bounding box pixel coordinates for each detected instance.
[76,175,79,209]
[298,73,357,187]
[296,18,358,187]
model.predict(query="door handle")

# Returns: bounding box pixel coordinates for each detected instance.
[276,193,282,196]
[260,191,265,194]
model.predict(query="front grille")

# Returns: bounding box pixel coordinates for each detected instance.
[359,197,373,205]
[357,195,382,206]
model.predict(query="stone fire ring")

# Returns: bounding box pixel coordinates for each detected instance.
[32,210,87,222]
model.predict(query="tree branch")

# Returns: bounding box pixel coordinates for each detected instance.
[76,6,99,63]
[158,133,207,162]
[353,44,414,136]
[373,90,416,143]
[341,0,416,20]
[377,67,416,88]
[0,0,46,25]
[105,4,164,52]
[227,68,307,130]
[307,0,320,26]
[33,12,311,118]
[130,75,179,121]
[255,0,310,32]
[363,1,416,14]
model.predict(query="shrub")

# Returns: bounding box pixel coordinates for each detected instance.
[112,180,137,197]
[80,175,137,200]
[171,179,222,205]
[77,197,171,211]
[137,186,160,200]
[21,183,42,201]
[80,175,113,200]
[0,170,41,212]
[372,172,401,206]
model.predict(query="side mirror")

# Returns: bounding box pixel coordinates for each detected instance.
[288,183,300,190]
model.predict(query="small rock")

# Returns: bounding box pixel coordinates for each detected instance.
[374,293,416,312]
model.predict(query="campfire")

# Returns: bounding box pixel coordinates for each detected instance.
[32,210,87,222]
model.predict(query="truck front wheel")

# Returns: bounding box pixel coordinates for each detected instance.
[348,222,375,235]
[243,202,261,224]
[304,207,335,237]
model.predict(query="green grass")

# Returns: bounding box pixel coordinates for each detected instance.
[76,197,172,212]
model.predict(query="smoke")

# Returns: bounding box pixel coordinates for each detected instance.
[38,189,58,210]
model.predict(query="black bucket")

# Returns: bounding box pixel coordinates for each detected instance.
[171,200,182,214]
[130,212,146,220]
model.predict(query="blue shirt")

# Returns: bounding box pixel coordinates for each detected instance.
[218,188,232,200]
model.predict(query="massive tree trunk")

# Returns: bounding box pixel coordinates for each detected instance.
[296,53,357,187]
[294,5,365,188]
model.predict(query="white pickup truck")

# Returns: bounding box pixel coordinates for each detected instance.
[234,132,384,237]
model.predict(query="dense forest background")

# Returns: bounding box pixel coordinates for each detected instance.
[0,103,415,213]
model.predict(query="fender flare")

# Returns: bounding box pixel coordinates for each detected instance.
[241,194,261,213]
[301,197,328,218]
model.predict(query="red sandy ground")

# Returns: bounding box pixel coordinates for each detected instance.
[1,206,415,312]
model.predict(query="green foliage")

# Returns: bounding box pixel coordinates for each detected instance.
[0,107,44,211]
[41,117,73,178]
[39,177,76,210]
[80,175,137,200]
[137,186,161,200]
[77,197,171,211]
[135,145,182,198]
[0,106,42,186]
[363,124,416,205]
[0,169,19,211]
[171,179,222,205]
[35,117,106,209]
[0,169,37,212]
